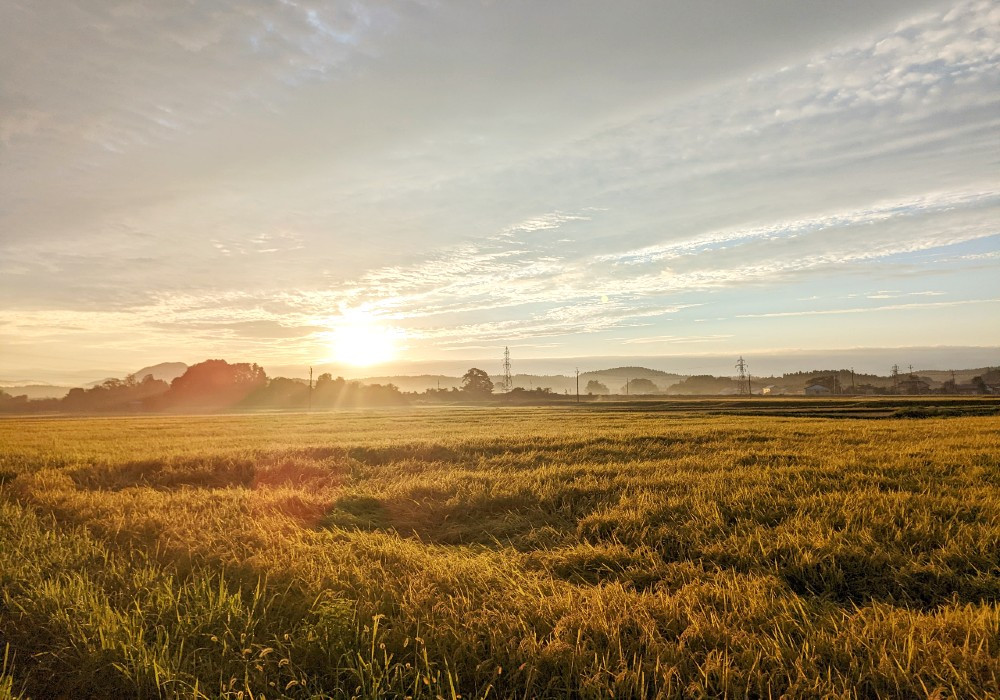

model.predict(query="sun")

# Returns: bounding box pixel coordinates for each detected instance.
[328,314,400,367]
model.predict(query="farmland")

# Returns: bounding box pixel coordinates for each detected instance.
[1,403,998,698]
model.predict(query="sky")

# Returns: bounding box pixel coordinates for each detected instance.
[1,0,998,383]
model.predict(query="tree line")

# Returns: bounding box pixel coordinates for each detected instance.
[0,360,401,413]
[0,362,514,414]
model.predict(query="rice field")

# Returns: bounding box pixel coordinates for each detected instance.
[1,405,998,698]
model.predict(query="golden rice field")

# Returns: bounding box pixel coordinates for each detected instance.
[1,405,998,699]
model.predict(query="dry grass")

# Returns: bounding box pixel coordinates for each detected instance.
[0,406,998,698]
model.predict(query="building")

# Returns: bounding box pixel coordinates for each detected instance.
[761,385,789,395]
[805,384,832,396]
[897,376,931,395]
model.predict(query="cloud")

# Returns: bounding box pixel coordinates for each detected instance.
[736,298,1000,318]
[599,191,999,267]
[620,334,735,345]
[2,0,999,373]
[502,211,597,235]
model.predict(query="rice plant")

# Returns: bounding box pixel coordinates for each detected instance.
[1,406,997,698]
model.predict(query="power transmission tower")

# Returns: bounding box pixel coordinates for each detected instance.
[736,356,749,396]
[500,346,513,393]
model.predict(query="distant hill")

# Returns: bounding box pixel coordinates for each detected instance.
[575,367,685,394]
[0,379,45,388]
[85,361,189,387]
[0,384,73,400]
[582,366,682,380]
[917,368,996,384]
[354,375,464,393]
[133,362,188,383]
[359,367,687,395]
[359,364,999,396]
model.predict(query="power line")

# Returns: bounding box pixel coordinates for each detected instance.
[500,346,512,393]
[736,356,749,396]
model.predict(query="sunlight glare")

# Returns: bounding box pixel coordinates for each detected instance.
[328,314,400,367]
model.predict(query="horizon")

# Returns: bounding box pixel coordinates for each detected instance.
[5,344,998,388]
[2,1,999,383]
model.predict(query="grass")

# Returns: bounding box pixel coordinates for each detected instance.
[0,405,998,698]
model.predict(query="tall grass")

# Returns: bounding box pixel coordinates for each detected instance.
[0,407,998,697]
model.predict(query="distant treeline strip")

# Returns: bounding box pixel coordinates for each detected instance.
[0,359,407,413]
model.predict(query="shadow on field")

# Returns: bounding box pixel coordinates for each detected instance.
[66,450,354,491]
[320,489,582,547]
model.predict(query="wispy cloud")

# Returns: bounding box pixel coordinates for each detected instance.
[620,334,735,345]
[2,0,998,373]
[599,190,999,267]
[736,298,1000,319]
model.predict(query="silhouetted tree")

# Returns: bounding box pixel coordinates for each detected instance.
[57,374,169,412]
[461,368,494,396]
[164,359,267,409]
[245,377,309,408]
[667,375,739,395]
[585,380,609,395]
[0,389,29,412]
[306,374,406,407]
[623,378,659,394]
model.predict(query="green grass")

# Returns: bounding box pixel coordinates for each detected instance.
[1,406,998,698]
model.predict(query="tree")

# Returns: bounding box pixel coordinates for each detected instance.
[623,378,659,395]
[585,380,609,395]
[165,359,267,408]
[461,368,494,396]
[667,375,738,395]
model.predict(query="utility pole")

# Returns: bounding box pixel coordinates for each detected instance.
[625,378,630,396]
[308,366,313,411]
[908,364,914,376]
[736,356,749,396]
[851,367,855,393]
[501,346,513,393]
[575,367,580,403]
